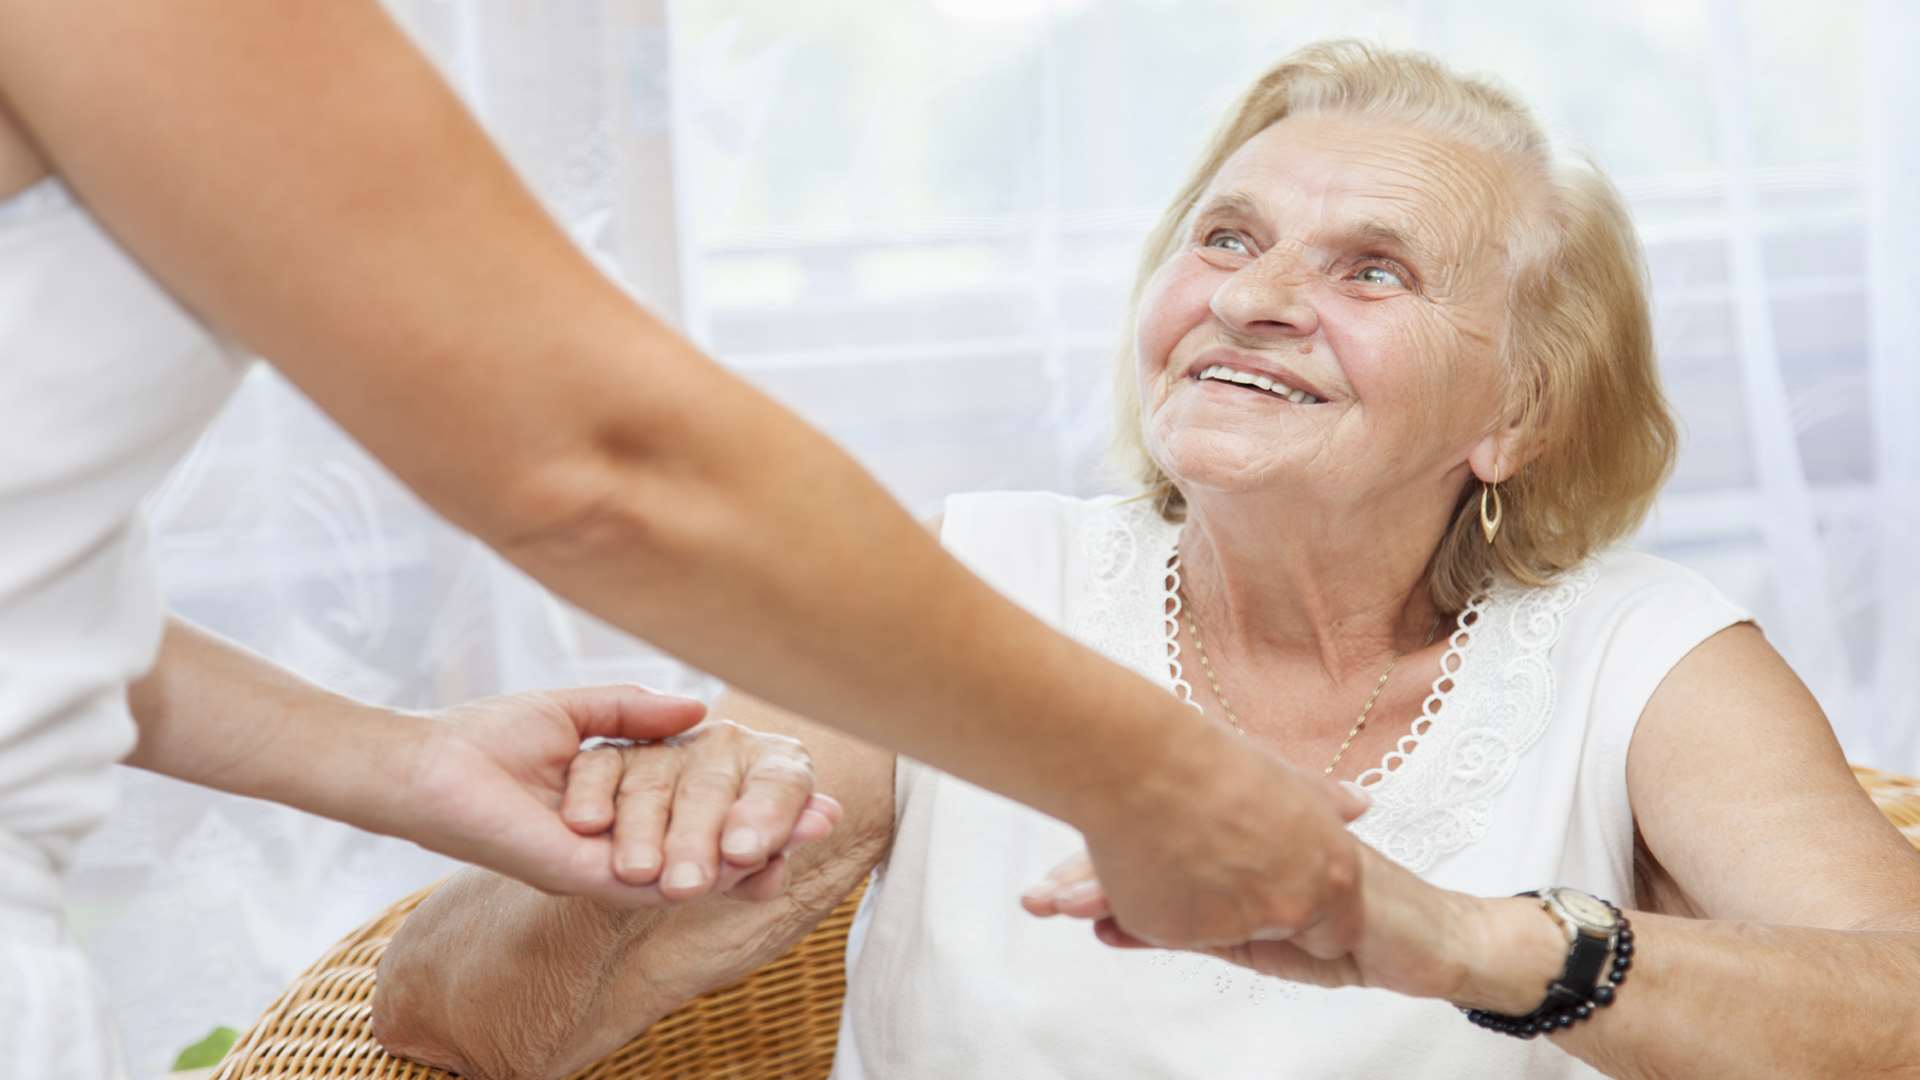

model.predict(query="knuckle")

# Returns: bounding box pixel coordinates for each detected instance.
[679,767,742,797]
[616,772,676,801]
[747,755,815,785]
[752,731,807,754]
[1323,853,1360,897]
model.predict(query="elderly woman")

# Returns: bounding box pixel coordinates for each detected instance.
[374,42,1920,1080]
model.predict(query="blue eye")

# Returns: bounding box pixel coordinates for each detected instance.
[1355,265,1406,288]
[1205,230,1251,255]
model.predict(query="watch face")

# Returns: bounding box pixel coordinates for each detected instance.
[1551,888,1617,931]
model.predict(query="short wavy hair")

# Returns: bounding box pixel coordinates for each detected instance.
[1112,40,1677,613]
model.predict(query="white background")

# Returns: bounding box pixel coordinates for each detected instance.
[61,2,1920,1074]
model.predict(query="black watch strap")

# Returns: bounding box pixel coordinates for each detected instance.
[1546,923,1612,1007]
[1463,891,1635,1040]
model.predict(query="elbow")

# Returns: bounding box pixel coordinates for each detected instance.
[369,962,459,1074]
[370,887,619,1080]
[472,441,721,596]
[371,956,565,1080]
[371,945,494,1077]
[371,933,538,1080]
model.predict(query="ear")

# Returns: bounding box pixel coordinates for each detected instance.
[1466,415,1535,485]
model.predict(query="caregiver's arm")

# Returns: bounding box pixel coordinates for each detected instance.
[372,691,896,1080]
[1459,625,1920,1079]
[0,0,1360,949]
[124,618,823,905]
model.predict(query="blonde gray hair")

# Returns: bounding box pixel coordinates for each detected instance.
[1112,40,1677,613]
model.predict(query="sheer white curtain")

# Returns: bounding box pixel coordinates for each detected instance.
[63,2,1917,1074]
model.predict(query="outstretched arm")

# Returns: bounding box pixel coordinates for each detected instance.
[124,617,816,905]
[0,0,1360,949]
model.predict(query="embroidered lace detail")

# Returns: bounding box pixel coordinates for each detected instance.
[1162,552,1204,716]
[1349,563,1600,872]
[1352,595,1488,791]
[1075,496,1183,688]
[1070,494,1603,878]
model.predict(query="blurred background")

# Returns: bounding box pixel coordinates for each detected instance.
[65,0,1919,1074]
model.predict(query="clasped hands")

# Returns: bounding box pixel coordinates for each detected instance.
[416,687,1504,1006]
[394,684,840,908]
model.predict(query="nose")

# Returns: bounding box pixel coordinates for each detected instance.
[1209,250,1319,341]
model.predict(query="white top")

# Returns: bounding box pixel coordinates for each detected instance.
[833,491,1751,1080]
[0,177,248,916]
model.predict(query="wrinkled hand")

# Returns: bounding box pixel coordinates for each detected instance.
[560,719,842,903]
[1062,735,1376,952]
[1024,809,1486,1003]
[401,684,828,907]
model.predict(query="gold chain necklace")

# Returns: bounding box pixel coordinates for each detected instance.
[1173,552,1441,779]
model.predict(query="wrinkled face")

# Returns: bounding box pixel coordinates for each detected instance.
[1135,111,1523,506]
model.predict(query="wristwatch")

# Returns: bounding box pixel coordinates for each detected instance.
[1464,886,1634,1038]
[1527,887,1621,1009]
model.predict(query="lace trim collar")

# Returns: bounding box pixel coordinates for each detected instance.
[1069,495,1599,874]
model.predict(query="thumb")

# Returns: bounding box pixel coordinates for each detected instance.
[543,684,708,742]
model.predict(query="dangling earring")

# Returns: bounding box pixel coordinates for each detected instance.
[1479,481,1503,544]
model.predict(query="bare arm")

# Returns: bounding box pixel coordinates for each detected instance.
[0,1,1367,951]
[1492,624,1920,1079]
[124,618,791,905]
[373,689,896,1080]
[1045,625,1920,1077]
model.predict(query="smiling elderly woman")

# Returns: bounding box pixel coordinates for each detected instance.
[372,41,1920,1080]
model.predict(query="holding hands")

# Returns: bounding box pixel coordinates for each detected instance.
[407,685,838,908]
[1022,812,1535,1012]
[562,719,842,903]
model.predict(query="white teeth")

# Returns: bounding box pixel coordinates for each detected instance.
[1196,363,1321,404]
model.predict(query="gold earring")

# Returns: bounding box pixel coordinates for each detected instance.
[1479,481,1503,544]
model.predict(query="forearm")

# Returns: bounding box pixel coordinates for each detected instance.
[0,0,1215,841]
[125,618,425,837]
[1460,901,1920,1079]
[497,398,1215,837]
[375,841,876,1080]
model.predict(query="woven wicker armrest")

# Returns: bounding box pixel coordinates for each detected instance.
[213,769,1920,1079]
[1854,765,1920,848]
[211,879,866,1080]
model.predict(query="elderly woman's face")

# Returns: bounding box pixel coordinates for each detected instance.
[1135,111,1522,504]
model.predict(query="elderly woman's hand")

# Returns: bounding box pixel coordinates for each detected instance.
[560,719,843,903]
[1026,831,1510,1007]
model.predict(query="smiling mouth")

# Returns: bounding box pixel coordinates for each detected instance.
[1193,364,1326,405]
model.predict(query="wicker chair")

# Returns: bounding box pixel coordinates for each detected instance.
[212,766,1920,1080]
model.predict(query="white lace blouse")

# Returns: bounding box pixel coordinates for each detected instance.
[831,490,1751,1080]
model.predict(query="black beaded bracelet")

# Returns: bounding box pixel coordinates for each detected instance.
[1463,899,1633,1040]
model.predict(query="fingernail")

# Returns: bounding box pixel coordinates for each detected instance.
[620,850,661,876]
[1020,883,1053,905]
[1339,780,1373,807]
[664,863,706,891]
[722,828,762,858]
[1057,881,1101,905]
